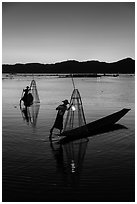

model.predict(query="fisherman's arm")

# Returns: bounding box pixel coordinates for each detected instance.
[56,105,62,110]
[67,103,73,110]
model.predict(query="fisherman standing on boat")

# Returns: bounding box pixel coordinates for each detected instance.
[21,86,30,102]
[20,86,31,106]
[23,86,30,99]
[50,99,71,136]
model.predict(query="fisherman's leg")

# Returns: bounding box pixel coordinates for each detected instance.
[50,126,54,134]
[60,128,63,135]
[49,128,54,140]
[49,132,52,140]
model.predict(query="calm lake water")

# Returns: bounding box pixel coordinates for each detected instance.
[2,74,135,202]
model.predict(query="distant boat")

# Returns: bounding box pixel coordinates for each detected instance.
[113,74,119,77]
[20,79,40,107]
[20,92,33,107]
[60,108,130,139]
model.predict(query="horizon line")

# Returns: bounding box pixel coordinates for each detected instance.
[2,57,135,66]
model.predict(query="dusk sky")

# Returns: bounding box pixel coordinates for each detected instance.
[2,2,135,64]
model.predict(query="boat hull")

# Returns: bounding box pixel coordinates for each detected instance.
[60,108,130,138]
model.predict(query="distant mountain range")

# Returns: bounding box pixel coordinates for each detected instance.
[2,58,135,74]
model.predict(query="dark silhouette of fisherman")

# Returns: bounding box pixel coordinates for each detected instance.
[23,86,30,101]
[20,86,33,106]
[50,99,71,135]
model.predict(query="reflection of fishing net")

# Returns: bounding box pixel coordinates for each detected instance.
[20,106,31,123]
[30,80,40,103]
[20,104,40,127]
[63,89,86,132]
[63,138,88,174]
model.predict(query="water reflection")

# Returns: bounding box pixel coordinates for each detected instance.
[49,122,127,188]
[63,138,88,174]
[20,104,40,127]
[50,137,89,186]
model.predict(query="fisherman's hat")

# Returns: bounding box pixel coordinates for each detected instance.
[62,99,69,104]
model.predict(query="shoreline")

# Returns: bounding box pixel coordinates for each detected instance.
[2,73,135,78]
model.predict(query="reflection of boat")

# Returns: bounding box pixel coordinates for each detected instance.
[60,108,130,138]
[20,104,40,127]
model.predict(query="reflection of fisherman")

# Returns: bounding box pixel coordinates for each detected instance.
[22,106,30,123]
[49,137,66,179]
[50,139,64,167]
[50,99,71,135]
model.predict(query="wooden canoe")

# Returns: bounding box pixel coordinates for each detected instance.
[60,108,130,139]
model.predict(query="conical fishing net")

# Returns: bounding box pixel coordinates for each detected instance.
[63,89,86,132]
[30,80,40,103]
